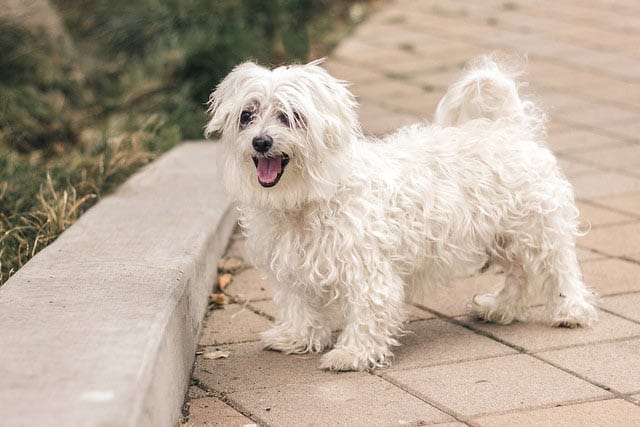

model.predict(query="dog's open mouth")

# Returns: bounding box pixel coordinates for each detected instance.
[252,154,290,188]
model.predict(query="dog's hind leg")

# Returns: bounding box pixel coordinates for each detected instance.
[543,245,598,328]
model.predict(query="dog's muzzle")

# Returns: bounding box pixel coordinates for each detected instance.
[252,154,290,188]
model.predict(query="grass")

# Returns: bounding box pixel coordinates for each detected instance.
[0,0,369,285]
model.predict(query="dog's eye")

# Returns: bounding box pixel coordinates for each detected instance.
[277,112,290,127]
[278,111,301,127]
[240,110,253,126]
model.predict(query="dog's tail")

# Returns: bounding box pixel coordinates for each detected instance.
[433,56,545,133]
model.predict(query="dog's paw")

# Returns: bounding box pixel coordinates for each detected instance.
[319,347,390,372]
[470,292,529,324]
[319,348,367,371]
[261,325,330,354]
[549,298,598,328]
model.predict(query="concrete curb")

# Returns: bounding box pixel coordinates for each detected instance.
[0,142,236,426]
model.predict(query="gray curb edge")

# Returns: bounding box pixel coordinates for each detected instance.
[0,142,237,427]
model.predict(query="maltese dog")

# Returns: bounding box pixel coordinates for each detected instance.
[206,56,598,371]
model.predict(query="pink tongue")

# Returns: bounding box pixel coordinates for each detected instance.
[257,156,282,183]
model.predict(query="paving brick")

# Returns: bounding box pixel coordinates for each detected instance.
[538,92,594,113]
[554,104,640,127]
[473,399,640,427]
[228,375,452,427]
[591,192,640,218]
[631,394,640,405]
[547,128,622,153]
[578,222,640,257]
[384,354,609,417]
[538,338,640,393]
[248,300,434,323]
[411,273,504,317]
[358,102,421,136]
[556,157,601,178]
[199,304,271,346]
[193,341,326,394]
[601,292,640,323]
[391,319,516,370]
[462,308,640,352]
[576,248,607,263]
[580,258,640,295]
[247,299,276,319]
[224,268,273,302]
[570,172,640,199]
[187,397,254,427]
[600,121,640,142]
[567,144,640,171]
[405,304,436,321]
[576,201,635,228]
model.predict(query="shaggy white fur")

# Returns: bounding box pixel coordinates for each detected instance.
[206,56,598,371]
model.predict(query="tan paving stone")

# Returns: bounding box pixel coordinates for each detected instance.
[576,201,636,228]
[247,299,276,319]
[577,248,607,263]
[194,341,325,394]
[473,399,640,427]
[224,268,273,302]
[248,299,434,322]
[567,144,640,171]
[599,121,640,142]
[547,129,623,153]
[405,304,436,321]
[462,308,640,352]
[580,258,640,295]
[228,375,452,426]
[358,102,421,136]
[601,292,640,323]
[384,354,609,417]
[538,92,594,113]
[556,157,601,178]
[391,319,516,370]
[630,394,640,405]
[554,104,640,127]
[199,304,271,346]
[411,273,504,317]
[381,90,446,118]
[538,338,640,393]
[187,397,254,427]
[322,59,381,83]
[578,222,640,258]
[591,192,640,218]
[570,172,640,199]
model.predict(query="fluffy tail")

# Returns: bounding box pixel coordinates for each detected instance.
[433,56,545,132]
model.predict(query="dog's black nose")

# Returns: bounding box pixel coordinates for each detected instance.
[252,135,273,153]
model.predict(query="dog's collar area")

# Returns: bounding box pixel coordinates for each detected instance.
[252,154,290,187]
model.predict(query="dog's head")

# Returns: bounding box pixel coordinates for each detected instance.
[206,59,361,209]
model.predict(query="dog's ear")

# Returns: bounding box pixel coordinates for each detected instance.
[205,62,262,139]
[301,60,361,148]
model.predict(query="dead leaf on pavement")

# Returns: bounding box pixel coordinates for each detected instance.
[210,293,228,305]
[202,350,229,360]
[217,273,233,291]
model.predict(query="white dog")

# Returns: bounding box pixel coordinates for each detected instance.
[206,57,598,371]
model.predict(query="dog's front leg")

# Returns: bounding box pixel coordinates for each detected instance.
[261,284,332,354]
[319,270,405,371]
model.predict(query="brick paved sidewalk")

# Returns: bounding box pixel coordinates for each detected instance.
[184,0,640,425]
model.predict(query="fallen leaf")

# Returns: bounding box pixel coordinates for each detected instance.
[217,273,233,291]
[210,293,228,305]
[202,350,229,360]
[218,256,244,273]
